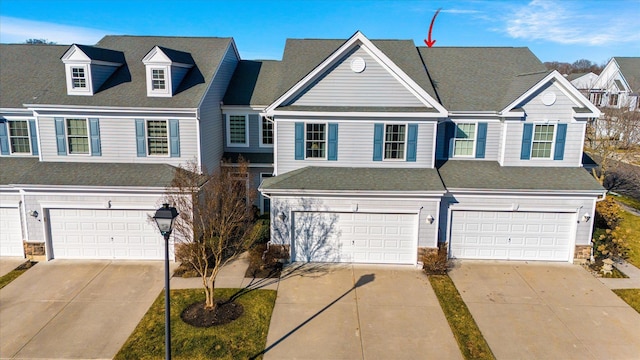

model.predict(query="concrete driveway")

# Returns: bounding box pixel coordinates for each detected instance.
[0,257,26,277]
[449,261,640,360]
[0,260,164,359]
[262,264,462,360]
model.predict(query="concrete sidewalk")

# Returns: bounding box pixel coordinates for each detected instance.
[599,259,640,289]
[0,257,27,277]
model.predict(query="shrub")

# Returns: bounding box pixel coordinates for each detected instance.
[594,226,631,261]
[422,244,449,275]
[247,218,270,244]
[595,196,623,229]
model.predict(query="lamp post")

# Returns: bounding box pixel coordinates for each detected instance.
[153,203,179,360]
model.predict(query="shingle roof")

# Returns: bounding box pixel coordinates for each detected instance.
[418,47,549,111]
[615,57,640,93]
[0,36,233,109]
[223,60,282,106]
[0,157,179,187]
[437,160,604,192]
[261,166,445,192]
[74,44,126,64]
[156,46,195,65]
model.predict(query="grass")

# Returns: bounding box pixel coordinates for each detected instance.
[429,275,495,360]
[619,210,640,268]
[615,195,640,211]
[0,261,36,290]
[613,289,640,314]
[115,288,277,360]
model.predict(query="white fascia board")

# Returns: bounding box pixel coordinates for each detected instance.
[222,162,274,168]
[447,188,606,197]
[0,108,33,116]
[264,31,447,116]
[11,184,169,193]
[268,110,444,118]
[258,189,446,197]
[27,105,197,115]
[500,71,600,116]
[221,105,267,111]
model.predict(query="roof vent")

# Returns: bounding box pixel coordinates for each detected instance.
[350,57,366,73]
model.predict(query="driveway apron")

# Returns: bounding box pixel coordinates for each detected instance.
[263,264,462,360]
[449,261,640,360]
[0,260,164,359]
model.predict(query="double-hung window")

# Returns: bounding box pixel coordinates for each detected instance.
[531,124,554,158]
[609,93,619,106]
[306,123,326,158]
[71,67,86,89]
[261,116,273,146]
[147,120,169,155]
[66,118,89,154]
[384,124,405,159]
[8,120,30,154]
[152,69,166,90]
[228,115,248,146]
[453,123,476,157]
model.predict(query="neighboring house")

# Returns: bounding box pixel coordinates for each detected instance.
[0,36,239,260]
[568,72,598,96]
[589,57,640,110]
[258,31,604,264]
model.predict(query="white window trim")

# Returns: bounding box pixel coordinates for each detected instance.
[65,118,91,156]
[452,122,477,158]
[530,122,557,160]
[383,123,407,161]
[7,120,32,155]
[305,122,328,160]
[65,64,93,96]
[259,116,274,148]
[146,65,172,97]
[259,173,273,214]
[226,114,250,148]
[146,119,170,157]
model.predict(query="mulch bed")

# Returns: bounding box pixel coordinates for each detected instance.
[180,299,244,327]
[245,243,287,278]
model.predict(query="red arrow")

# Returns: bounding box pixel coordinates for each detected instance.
[424,8,441,47]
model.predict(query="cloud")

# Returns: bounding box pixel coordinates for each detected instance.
[504,0,640,45]
[0,16,108,45]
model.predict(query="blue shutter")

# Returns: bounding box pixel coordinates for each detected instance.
[135,119,146,157]
[328,123,338,161]
[169,119,180,157]
[294,122,304,160]
[443,122,455,158]
[554,123,567,160]
[406,124,418,162]
[28,119,39,156]
[475,122,487,159]
[520,123,533,160]
[54,117,67,156]
[0,121,9,155]
[373,123,384,161]
[89,118,101,156]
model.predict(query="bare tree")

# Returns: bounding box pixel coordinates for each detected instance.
[25,38,56,45]
[165,159,257,310]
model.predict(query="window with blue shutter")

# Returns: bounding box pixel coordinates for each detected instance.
[554,123,567,160]
[328,123,338,161]
[0,121,9,155]
[443,122,455,158]
[169,119,180,157]
[54,117,67,155]
[89,118,101,156]
[406,124,418,162]
[373,123,384,161]
[135,119,146,157]
[28,119,39,156]
[475,122,487,159]
[520,123,533,160]
[294,122,304,160]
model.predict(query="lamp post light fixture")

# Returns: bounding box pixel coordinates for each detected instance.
[153,203,179,360]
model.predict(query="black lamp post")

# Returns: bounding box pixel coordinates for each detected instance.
[153,203,179,360]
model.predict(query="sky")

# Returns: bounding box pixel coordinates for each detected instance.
[0,0,638,65]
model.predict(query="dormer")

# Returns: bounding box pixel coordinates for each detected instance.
[61,44,125,96]
[142,46,195,97]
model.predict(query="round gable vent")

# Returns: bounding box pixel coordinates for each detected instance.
[350,57,366,73]
[542,91,557,106]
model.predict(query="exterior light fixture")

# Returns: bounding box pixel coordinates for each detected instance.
[581,213,591,222]
[277,212,286,221]
[426,214,435,224]
[153,203,179,360]
[28,210,39,218]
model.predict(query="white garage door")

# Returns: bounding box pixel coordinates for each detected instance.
[0,207,24,257]
[292,212,417,264]
[49,209,166,260]
[450,211,574,261]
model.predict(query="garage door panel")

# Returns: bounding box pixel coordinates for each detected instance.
[1,207,24,257]
[49,209,164,260]
[451,210,573,262]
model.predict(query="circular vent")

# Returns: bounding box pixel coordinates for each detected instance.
[350,57,366,73]
[542,92,557,106]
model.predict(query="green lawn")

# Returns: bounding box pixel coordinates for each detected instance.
[0,261,35,290]
[429,275,495,360]
[616,195,640,211]
[620,210,640,268]
[115,288,276,360]
[613,289,640,314]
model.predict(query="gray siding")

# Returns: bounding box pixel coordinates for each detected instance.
[520,82,578,124]
[171,66,190,94]
[90,64,117,93]
[38,116,199,166]
[435,120,501,161]
[223,113,272,153]
[290,46,426,107]
[198,44,239,173]
[276,119,436,175]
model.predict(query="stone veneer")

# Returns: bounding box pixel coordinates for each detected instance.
[574,245,592,263]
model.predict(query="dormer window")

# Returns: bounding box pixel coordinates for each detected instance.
[71,67,87,89]
[152,69,166,90]
[61,44,124,96]
[142,46,194,97]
